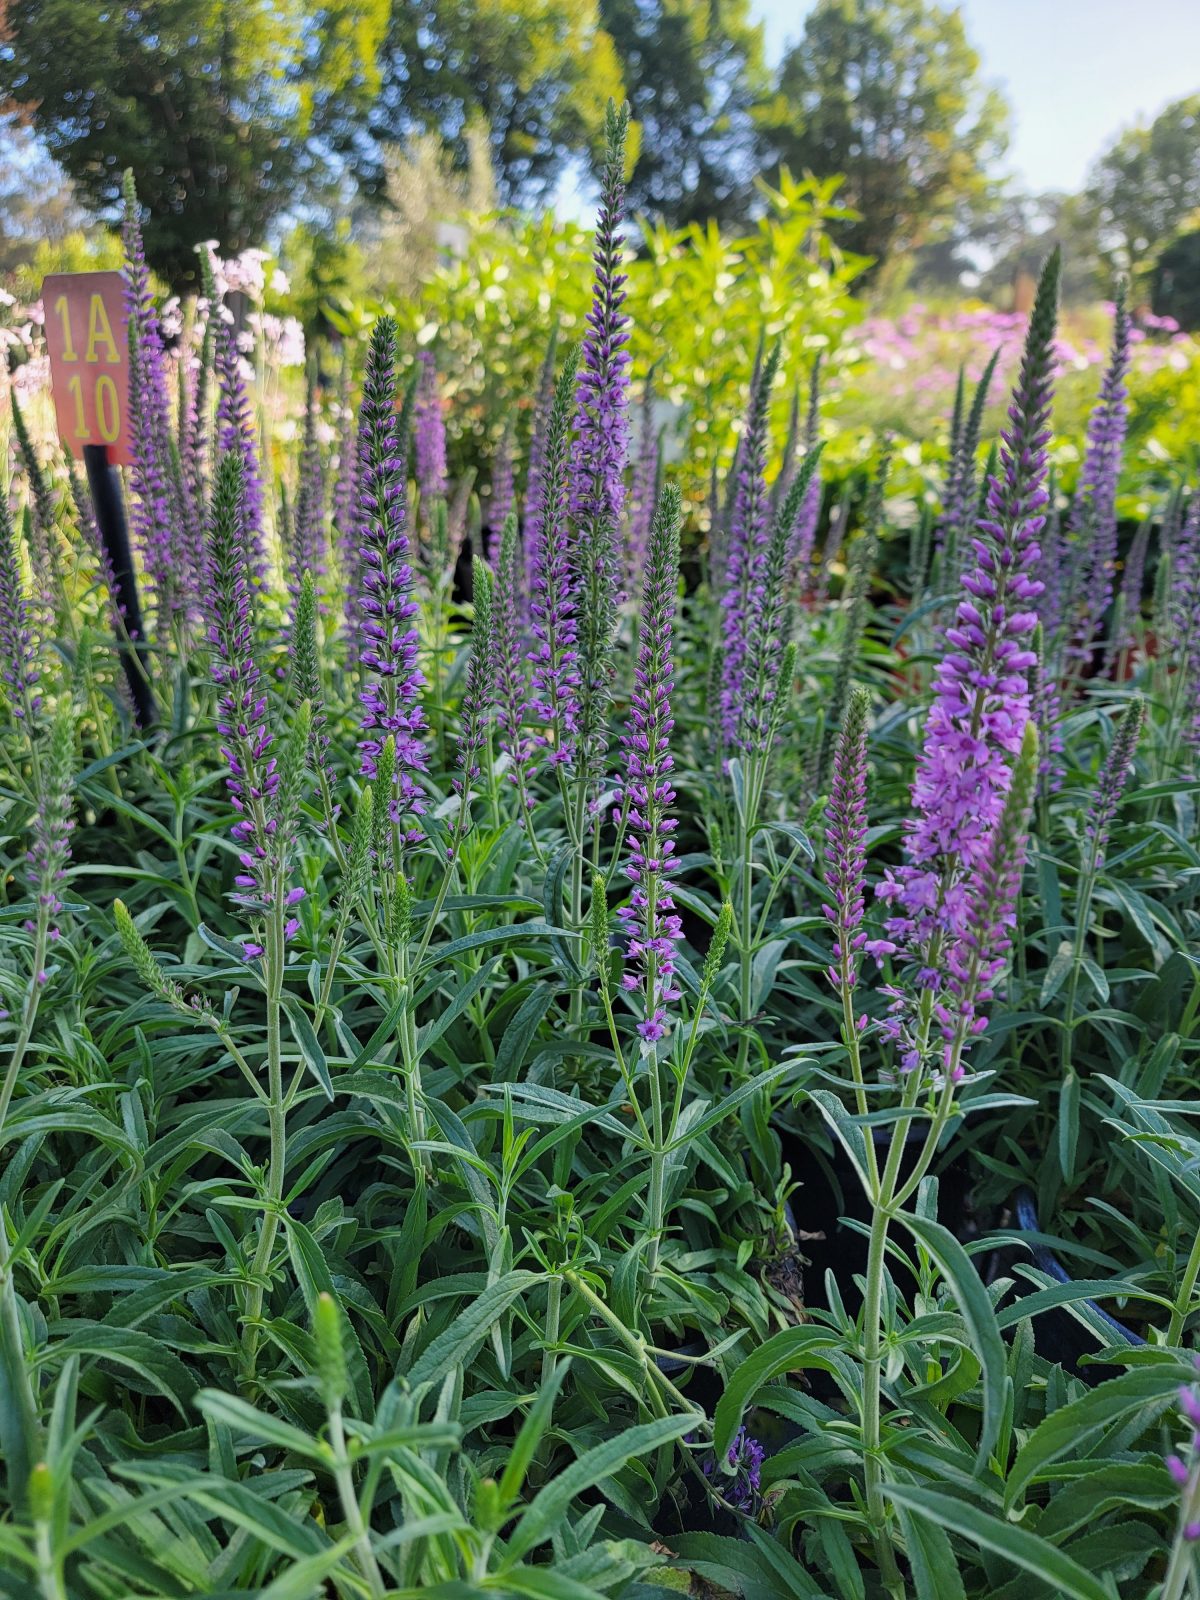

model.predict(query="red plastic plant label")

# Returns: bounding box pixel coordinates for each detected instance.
[42,271,133,466]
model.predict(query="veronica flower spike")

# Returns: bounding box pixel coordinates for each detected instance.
[878,250,1058,1074]
[355,317,428,819]
[616,483,684,1045]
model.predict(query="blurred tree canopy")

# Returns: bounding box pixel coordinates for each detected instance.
[758,0,1008,272]
[597,0,767,228]
[0,0,389,287]
[373,0,622,205]
[1083,94,1200,277]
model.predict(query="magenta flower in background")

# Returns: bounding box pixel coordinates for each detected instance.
[616,484,683,1042]
[355,317,427,810]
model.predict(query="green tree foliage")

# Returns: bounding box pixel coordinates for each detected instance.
[374,0,623,206]
[0,0,388,287]
[1083,94,1200,276]
[1153,226,1200,332]
[597,0,768,228]
[759,0,1008,272]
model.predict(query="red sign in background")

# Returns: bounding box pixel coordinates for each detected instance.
[42,271,133,467]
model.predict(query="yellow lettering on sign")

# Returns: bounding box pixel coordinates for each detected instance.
[67,374,91,440]
[85,294,120,363]
[53,295,79,362]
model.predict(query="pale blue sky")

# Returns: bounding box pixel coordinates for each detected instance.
[753,0,1200,193]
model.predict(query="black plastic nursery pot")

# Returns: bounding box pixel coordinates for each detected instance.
[778,1121,977,1316]
[985,1187,1145,1382]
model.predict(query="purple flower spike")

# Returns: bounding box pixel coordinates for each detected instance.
[939,724,1038,1075]
[571,99,632,548]
[206,450,279,920]
[291,364,328,607]
[615,484,683,1043]
[0,498,42,727]
[878,251,1059,1073]
[492,510,538,807]
[356,318,427,810]
[720,344,780,748]
[26,708,75,937]
[1085,698,1143,869]
[215,316,269,587]
[823,688,893,998]
[528,345,583,768]
[414,350,448,509]
[123,173,187,629]
[490,420,515,547]
[1069,287,1131,662]
[570,100,633,777]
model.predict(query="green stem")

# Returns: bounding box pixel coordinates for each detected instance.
[0,914,50,1142]
[0,1227,39,1513]
[242,902,287,1376]
[1168,1223,1200,1347]
[328,1407,386,1598]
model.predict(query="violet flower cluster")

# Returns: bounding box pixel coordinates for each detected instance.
[355,317,427,814]
[878,251,1059,1071]
[615,485,683,1042]
[703,1427,765,1514]
[414,350,448,509]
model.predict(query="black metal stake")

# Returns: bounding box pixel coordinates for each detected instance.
[82,444,156,729]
